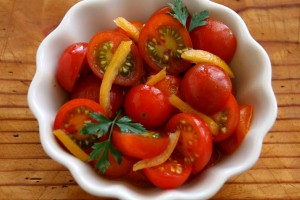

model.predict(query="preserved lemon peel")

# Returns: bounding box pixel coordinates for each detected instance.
[145,68,167,86]
[169,94,219,136]
[133,130,180,171]
[181,49,235,78]
[53,129,89,162]
[114,17,140,43]
[99,40,133,117]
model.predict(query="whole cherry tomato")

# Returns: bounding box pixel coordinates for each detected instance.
[166,113,213,174]
[56,42,90,92]
[112,128,169,159]
[181,64,232,115]
[87,30,144,86]
[190,18,237,63]
[124,84,174,129]
[138,14,193,74]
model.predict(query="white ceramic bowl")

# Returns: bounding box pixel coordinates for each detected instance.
[28,0,277,199]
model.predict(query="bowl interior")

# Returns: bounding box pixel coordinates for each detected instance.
[28,0,277,199]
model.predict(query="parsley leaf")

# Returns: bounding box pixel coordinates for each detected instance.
[188,10,209,32]
[167,0,189,27]
[81,109,147,174]
[116,116,147,134]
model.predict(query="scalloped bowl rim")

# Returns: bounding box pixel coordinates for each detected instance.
[28,0,277,199]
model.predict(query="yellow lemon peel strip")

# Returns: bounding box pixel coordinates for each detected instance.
[99,40,133,117]
[133,130,180,171]
[169,94,219,136]
[181,49,235,78]
[114,17,140,43]
[53,129,89,162]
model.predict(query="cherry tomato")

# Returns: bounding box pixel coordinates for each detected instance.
[216,105,253,154]
[190,18,237,63]
[166,113,213,174]
[91,153,136,179]
[143,153,192,189]
[124,84,174,129]
[181,64,232,115]
[53,98,105,149]
[138,14,193,74]
[112,128,169,159]
[153,75,182,97]
[71,74,125,116]
[211,94,240,142]
[56,42,90,92]
[87,30,144,86]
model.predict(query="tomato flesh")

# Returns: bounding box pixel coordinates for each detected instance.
[166,113,213,174]
[138,14,192,74]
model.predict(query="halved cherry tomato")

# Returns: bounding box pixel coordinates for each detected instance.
[166,113,213,174]
[53,98,105,149]
[112,128,169,159]
[181,64,232,115]
[216,105,253,154]
[138,14,193,74]
[190,18,237,63]
[143,153,192,189]
[124,84,174,129]
[56,42,90,92]
[71,74,125,115]
[87,30,144,86]
[211,94,240,142]
[91,153,136,179]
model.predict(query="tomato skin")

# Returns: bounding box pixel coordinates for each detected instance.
[71,74,125,116]
[124,84,174,129]
[154,75,182,97]
[166,113,213,174]
[143,154,192,189]
[138,14,193,75]
[216,105,253,154]
[181,64,232,115]
[190,18,237,63]
[212,94,240,142]
[112,128,169,159]
[87,30,144,86]
[57,42,90,92]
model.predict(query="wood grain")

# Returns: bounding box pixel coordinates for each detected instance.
[0,0,299,199]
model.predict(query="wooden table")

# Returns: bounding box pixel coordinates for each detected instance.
[0,0,299,199]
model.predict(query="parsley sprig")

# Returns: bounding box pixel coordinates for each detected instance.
[167,0,209,32]
[81,109,147,174]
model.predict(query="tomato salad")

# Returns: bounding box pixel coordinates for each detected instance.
[53,0,253,189]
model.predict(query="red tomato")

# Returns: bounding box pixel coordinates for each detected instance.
[87,30,144,86]
[115,21,144,38]
[53,98,105,149]
[216,105,253,154]
[190,18,237,63]
[153,75,182,97]
[112,128,169,159]
[138,14,193,74]
[143,153,192,189]
[56,42,90,92]
[125,168,153,187]
[181,64,232,115]
[92,153,136,179]
[124,84,174,129]
[166,113,213,174]
[71,74,125,116]
[211,94,240,142]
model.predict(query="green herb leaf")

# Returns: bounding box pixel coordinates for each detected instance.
[189,9,209,32]
[81,113,112,138]
[116,116,147,134]
[90,141,111,173]
[167,0,189,27]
